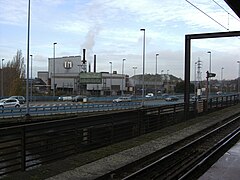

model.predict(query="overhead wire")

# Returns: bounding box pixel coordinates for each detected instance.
[212,0,240,23]
[185,0,229,30]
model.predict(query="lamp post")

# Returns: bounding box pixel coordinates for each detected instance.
[221,67,224,92]
[133,66,137,95]
[207,51,212,97]
[1,59,4,97]
[238,61,240,93]
[167,70,169,94]
[140,28,145,106]
[121,59,126,96]
[26,0,31,116]
[109,62,112,96]
[30,55,33,102]
[155,53,159,97]
[53,42,57,99]
[77,64,81,94]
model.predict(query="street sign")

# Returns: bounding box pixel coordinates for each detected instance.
[206,71,216,78]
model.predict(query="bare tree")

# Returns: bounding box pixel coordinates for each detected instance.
[4,50,25,96]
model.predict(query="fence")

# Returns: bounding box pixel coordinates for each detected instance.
[0,94,239,177]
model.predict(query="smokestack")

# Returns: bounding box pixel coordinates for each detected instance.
[89,63,91,72]
[94,54,96,73]
[82,49,86,64]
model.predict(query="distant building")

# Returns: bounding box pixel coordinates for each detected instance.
[43,55,129,96]
[48,56,81,93]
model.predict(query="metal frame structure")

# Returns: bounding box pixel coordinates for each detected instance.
[184,31,240,119]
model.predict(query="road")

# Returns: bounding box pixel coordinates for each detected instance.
[0,98,183,118]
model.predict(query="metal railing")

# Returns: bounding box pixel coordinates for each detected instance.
[0,102,141,118]
[0,94,239,177]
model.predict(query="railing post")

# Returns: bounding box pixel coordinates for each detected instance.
[21,126,26,171]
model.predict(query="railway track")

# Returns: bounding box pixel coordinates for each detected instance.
[97,113,240,180]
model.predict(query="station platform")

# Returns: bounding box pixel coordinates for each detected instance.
[200,140,240,180]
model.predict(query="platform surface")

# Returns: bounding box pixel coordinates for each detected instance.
[200,141,240,180]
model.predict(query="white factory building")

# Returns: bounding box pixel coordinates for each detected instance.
[38,50,130,96]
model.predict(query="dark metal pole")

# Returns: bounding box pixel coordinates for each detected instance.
[184,35,191,120]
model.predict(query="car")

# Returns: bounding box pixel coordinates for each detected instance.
[9,96,25,104]
[112,97,132,103]
[72,95,88,102]
[165,96,179,101]
[191,95,202,101]
[161,93,169,98]
[145,93,154,98]
[216,91,222,95]
[58,96,73,101]
[0,98,20,108]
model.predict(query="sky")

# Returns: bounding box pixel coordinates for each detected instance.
[0,0,240,80]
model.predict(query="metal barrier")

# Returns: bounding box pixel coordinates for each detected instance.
[0,102,142,118]
[0,94,239,177]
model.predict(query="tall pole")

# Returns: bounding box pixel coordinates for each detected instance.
[238,61,240,93]
[133,66,137,95]
[155,53,159,97]
[221,67,224,92]
[121,59,126,96]
[207,51,211,97]
[26,0,31,116]
[109,62,112,96]
[140,28,145,106]
[30,55,33,102]
[53,42,57,99]
[167,70,169,94]
[1,59,4,97]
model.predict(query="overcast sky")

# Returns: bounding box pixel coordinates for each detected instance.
[0,0,240,80]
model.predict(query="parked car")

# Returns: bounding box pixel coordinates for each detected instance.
[9,96,25,104]
[72,95,88,102]
[191,95,202,101]
[0,98,20,108]
[216,91,222,95]
[145,93,154,98]
[165,95,179,101]
[113,97,132,103]
[161,93,169,98]
[58,96,73,101]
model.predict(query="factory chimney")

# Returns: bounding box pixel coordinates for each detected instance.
[81,49,87,72]
[93,55,96,73]
[82,49,86,64]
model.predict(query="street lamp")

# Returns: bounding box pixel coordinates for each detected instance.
[207,51,212,97]
[1,59,4,97]
[77,64,81,94]
[140,28,145,106]
[155,53,159,97]
[221,67,224,92]
[109,62,112,96]
[53,42,57,99]
[237,61,240,93]
[26,0,31,116]
[122,59,126,96]
[133,66,137,95]
[30,55,33,102]
[167,70,169,94]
